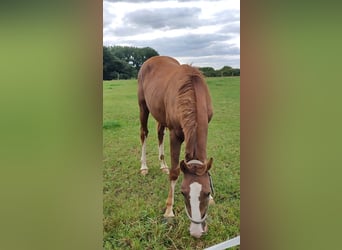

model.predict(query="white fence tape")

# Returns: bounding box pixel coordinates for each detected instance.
[204,235,240,250]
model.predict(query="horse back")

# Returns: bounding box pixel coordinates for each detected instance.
[138,56,213,129]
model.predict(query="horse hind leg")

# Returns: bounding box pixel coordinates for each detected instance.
[139,100,149,175]
[157,123,169,174]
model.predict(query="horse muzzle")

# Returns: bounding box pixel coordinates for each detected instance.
[189,221,208,238]
[185,206,208,238]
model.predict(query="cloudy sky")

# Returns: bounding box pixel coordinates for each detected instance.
[103,0,240,69]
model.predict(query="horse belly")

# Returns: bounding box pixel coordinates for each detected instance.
[143,91,167,125]
[149,105,167,125]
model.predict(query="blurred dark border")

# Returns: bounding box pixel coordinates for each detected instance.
[241,1,342,250]
[0,1,103,250]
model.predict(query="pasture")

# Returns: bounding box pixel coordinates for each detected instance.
[103,77,240,249]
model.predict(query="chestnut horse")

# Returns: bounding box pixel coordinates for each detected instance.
[138,56,214,238]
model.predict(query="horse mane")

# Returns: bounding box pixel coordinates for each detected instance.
[177,65,207,171]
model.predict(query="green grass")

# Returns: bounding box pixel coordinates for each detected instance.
[103,77,240,249]
[103,120,121,130]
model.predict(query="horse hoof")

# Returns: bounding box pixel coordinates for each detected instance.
[161,167,169,174]
[140,169,148,176]
[209,197,215,205]
[164,208,175,217]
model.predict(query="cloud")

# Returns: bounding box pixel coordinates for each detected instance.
[123,7,202,30]
[209,9,240,24]
[128,33,237,56]
[103,7,114,27]
[220,22,240,35]
[103,0,240,68]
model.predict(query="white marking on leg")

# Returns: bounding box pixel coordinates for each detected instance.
[140,139,148,174]
[159,142,169,173]
[164,180,176,217]
[189,182,204,238]
[158,142,164,160]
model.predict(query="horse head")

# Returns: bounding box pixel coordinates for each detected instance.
[180,158,213,238]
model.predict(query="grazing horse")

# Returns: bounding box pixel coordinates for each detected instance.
[138,56,214,238]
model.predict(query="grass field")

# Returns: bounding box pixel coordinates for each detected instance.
[103,77,240,249]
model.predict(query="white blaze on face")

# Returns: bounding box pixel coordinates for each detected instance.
[189,182,203,238]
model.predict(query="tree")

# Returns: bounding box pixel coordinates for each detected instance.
[231,68,240,76]
[198,66,240,77]
[107,46,159,77]
[217,66,233,77]
[103,46,135,80]
[136,47,159,72]
[198,67,218,77]
[103,46,116,80]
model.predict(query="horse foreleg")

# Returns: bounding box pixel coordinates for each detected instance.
[164,179,177,217]
[164,160,181,218]
[164,130,182,217]
[157,123,169,174]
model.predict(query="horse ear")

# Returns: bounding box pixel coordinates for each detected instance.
[206,158,213,171]
[180,160,188,173]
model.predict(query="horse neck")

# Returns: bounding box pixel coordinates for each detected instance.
[184,119,208,163]
[183,77,209,163]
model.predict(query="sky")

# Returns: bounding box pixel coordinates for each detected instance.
[103,0,240,69]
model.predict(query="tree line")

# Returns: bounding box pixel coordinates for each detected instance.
[103,46,159,80]
[103,45,240,80]
[198,66,240,77]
